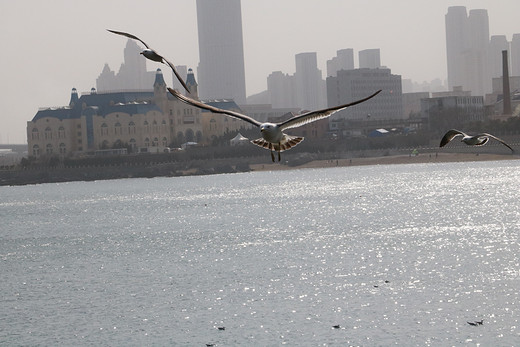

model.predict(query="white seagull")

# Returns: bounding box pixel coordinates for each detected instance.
[168,88,381,162]
[107,29,190,93]
[439,129,514,152]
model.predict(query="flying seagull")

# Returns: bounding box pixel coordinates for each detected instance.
[439,129,514,152]
[107,29,190,93]
[168,88,381,162]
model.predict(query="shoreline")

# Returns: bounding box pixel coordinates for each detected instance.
[1,152,517,186]
[250,152,518,172]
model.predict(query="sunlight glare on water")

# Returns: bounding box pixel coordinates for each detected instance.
[1,160,519,345]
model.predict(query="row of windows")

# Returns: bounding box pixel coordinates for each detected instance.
[101,137,170,148]
[456,97,483,105]
[32,143,66,156]
[169,108,199,116]
[100,121,170,136]
[30,125,206,158]
[31,127,66,140]
[101,120,167,127]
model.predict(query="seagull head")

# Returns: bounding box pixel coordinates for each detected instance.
[259,123,281,142]
[140,49,163,63]
[260,123,278,134]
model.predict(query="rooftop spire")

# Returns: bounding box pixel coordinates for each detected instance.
[186,68,198,97]
[69,88,79,107]
[154,68,166,87]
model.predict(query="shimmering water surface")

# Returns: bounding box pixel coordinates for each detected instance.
[1,161,520,346]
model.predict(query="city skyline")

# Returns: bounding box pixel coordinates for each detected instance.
[1,0,519,144]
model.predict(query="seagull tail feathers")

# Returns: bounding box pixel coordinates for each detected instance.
[279,135,304,151]
[251,135,304,152]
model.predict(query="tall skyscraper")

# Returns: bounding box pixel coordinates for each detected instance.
[445,6,468,92]
[359,49,381,69]
[196,0,247,104]
[466,9,490,96]
[295,52,325,111]
[445,7,491,95]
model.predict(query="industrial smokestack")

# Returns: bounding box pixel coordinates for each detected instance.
[502,50,512,115]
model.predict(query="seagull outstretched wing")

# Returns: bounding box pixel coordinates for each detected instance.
[439,129,465,147]
[107,29,190,93]
[168,88,261,127]
[479,133,514,152]
[107,29,151,49]
[279,90,381,131]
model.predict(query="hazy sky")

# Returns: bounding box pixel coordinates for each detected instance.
[1,0,519,144]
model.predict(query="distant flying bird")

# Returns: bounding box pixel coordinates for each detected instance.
[168,88,381,162]
[440,129,514,152]
[107,29,190,93]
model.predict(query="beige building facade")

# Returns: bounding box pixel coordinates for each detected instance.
[27,69,209,158]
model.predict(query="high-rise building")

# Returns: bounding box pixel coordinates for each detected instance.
[196,0,247,104]
[295,52,325,111]
[326,68,402,120]
[445,6,468,92]
[326,48,354,77]
[267,71,297,109]
[445,7,491,95]
[511,33,520,77]
[466,9,490,96]
[358,49,381,69]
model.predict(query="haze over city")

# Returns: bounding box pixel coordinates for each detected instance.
[1,0,519,144]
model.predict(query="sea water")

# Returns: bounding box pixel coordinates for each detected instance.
[1,160,519,346]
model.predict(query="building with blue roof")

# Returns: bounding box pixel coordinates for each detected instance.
[27,69,207,157]
[27,66,253,158]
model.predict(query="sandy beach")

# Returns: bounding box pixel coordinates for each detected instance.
[250,152,518,172]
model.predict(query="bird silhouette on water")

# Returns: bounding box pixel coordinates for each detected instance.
[467,319,484,326]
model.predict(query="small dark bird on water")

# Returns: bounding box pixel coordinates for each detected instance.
[217,327,226,331]
[332,325,341,329]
